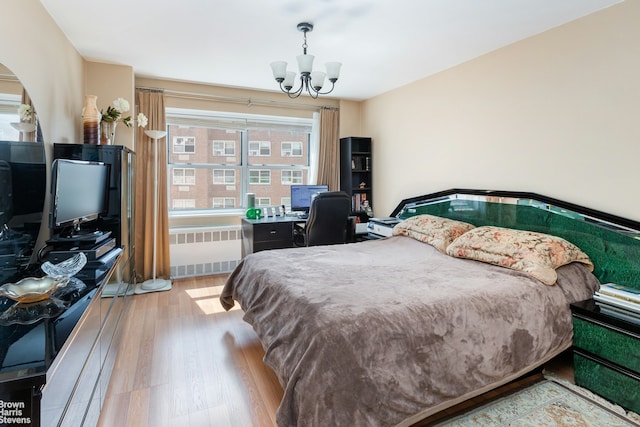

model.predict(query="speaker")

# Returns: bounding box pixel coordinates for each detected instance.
[246,193,255,209]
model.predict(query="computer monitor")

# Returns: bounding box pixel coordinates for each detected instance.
[290,185,329,213]
[50,159,110,238]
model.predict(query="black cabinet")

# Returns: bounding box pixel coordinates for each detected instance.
[0,251,123,427]
[570,299,640,414]
[339,137,372,215]
[241,217,301,257]
[52,144,136,287]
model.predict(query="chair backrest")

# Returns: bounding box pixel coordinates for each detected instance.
[305,191,352,246]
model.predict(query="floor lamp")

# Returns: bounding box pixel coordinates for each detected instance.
[137,129,172,293]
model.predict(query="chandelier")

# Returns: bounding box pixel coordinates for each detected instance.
[270,22,342,99]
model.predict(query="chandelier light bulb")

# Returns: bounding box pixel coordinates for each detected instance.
[270,61,288,82]
[270,22,341,99]
[325,62,342,82]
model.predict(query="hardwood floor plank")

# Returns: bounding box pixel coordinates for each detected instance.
[147,383,171,427]
[126,387,151,427]
[99,274,572,427]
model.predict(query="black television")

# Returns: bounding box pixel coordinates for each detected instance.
[290,184,329,213]
[49,159,110,238]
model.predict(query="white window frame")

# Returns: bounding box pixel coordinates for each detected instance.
[281,170,303,185]
[213,169,236,185]
[173,136,196,154]
[173,168,196,185]
[281,141,303,157]
[213,140,235,156]
[249,141,271,156]
[249,169,271,185]
[212,197,236,208]
[166,109,314,214]
[173,199,196,209]
[255,197,271,207]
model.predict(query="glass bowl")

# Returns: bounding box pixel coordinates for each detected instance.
[41,252,87,277]
[0,276,70,304]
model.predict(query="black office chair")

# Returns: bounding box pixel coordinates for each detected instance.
[302,191,352,247]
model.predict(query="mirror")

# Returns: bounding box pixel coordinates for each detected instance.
[0,63,42,142]
[0,140,47,284]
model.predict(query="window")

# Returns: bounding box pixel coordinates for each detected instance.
[249,141,271,156]
[0,100,20,141]
[213,140,235,156]
[173,168,196,185]
[213,169,236,184]
[166,109,313,212]
[213,197,236,208]
[173,199,196,209]
[249,169,271,185]
[173,136,196,153]
[281,141,303,157]
[281,170,303,185]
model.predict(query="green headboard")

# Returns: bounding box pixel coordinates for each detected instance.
[391,189,640,289]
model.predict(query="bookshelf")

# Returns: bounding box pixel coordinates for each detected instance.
[339,136,372,216]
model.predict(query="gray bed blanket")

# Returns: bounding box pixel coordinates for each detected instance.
[221,236,600,427]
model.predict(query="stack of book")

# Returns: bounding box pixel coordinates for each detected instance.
[594,283,640,325]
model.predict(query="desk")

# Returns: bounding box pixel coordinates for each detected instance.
[241,216,306,257]
[241,216,373,256]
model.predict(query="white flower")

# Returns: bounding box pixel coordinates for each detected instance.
[137,113,148,128]
[18,104,33,121]
[112,98,130,113]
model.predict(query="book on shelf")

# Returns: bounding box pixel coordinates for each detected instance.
[598,283,640,304]
[351,155,371,171]
[593,291,640,314]
[351,193,368,212]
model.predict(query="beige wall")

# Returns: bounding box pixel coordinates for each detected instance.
[85,61,136,150]
[363,1,640,221]
[1,0,84,146]
[338,99,363,138]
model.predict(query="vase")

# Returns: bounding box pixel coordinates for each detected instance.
[100,120,117,145]
[82,95,101,145]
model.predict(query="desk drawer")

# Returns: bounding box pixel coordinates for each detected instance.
[254,222,292,243]
[573,316,640,374]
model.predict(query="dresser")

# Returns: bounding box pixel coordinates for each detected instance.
[0,250,127,427]
[570,299,640,413]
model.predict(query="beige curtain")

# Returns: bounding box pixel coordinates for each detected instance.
[316,108,340,190]
[135,89,169,282]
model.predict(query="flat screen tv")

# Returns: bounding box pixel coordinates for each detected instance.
[49,159,110,238]
[290,184,328,213]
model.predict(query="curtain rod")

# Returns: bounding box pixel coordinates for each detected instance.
[135,86,339,112]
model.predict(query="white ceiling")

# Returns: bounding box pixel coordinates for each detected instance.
[40,0,621,101]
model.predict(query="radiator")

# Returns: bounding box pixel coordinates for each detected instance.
[169,226,241,278]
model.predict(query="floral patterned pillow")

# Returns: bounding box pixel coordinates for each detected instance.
[392,214,476,253]
[446,226,594,285]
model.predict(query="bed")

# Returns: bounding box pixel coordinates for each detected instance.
[221,189,640,426]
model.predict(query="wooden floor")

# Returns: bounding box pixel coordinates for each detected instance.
[98,274,573,427]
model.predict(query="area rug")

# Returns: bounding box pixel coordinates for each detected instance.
[434,375,640,427]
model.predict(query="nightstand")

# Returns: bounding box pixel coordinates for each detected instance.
[570,299,640,413]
